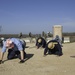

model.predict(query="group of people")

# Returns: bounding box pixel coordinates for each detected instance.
[0,35,63,64]
[36,36,63,56]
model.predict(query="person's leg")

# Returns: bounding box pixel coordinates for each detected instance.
[48,50,52,54]
[16,50,26,59]
[22,41,27,58]
[43,42,46,48]
[55,44,63,56]
[22,40,26,50]
[7,49,16,60]
[15,51,20,59]
[24,51,26,59]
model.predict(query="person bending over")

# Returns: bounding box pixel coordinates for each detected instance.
[0,38,26,64]
[36,37,46,49]
[44,39,63,56]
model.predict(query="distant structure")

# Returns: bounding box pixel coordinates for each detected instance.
[53,25,63,41]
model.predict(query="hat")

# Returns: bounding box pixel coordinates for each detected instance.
[48,42,55,49]
[5,39,14,48]
[48,42,58,49]
[38,39,42,43]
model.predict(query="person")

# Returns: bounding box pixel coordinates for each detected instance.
[18,32,22,39]
[44,39,63,56]
[0,38,26,64]
[53,35,63,47]
[36,37,46,49]
[0,37,6,48]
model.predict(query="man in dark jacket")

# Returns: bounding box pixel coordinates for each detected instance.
[44,39,63,56]
[36,37,46,49]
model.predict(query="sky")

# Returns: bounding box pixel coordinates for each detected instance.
[0,0,75,34]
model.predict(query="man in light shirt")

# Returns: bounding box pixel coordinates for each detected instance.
[0,38,26,64]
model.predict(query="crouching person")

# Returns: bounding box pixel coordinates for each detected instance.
[36,37,46,49]
[44,39,63,56]
[0,38,26,64]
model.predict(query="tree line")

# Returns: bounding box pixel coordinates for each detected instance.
[0,32,75,39]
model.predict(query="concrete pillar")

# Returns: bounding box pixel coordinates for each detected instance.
[53,25,63,40]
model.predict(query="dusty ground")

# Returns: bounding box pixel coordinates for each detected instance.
[0,42,75,75]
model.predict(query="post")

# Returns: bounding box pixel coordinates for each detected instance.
[53,25,63,41]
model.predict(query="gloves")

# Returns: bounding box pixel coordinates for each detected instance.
[0,60,2,64]
[19,60,25,63]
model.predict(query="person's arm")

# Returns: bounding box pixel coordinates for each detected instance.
[17,40,25,63]
[41,39,46,48]
[43,45,48,56]
[0,44,6,64]
[0,52,4,64]
[44,48,47,55]
[19,50,25,63]
[36,40,39,48]
[56,44,63,56]
[20,50,24,60]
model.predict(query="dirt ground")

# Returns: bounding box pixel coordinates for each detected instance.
[0,42,75,75]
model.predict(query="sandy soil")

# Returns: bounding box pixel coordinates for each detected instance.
[0,42,75,75]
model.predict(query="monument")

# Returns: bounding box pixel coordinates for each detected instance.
[53,25,63,41]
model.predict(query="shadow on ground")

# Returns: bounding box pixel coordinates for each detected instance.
[2,53,34,64]
[70,56,75,58]
[25,54,34,61]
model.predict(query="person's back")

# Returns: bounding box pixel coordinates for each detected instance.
[36,37,46,49]
[44,39,63,56]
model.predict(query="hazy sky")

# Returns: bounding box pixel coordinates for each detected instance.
[0,0,75,34]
